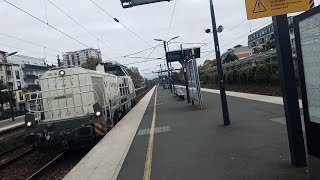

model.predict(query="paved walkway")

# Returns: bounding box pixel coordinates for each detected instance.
[117,87,309,180]
[0,115,25,133]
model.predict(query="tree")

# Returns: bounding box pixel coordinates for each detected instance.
[126,67,143,87]
[0,80,9,111]
[171,71,183,84]
[81,58,102,70]
[234,44,243,48]
[223,53,238,63]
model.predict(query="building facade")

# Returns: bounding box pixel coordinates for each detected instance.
[62,48,101,67]
[248,16,295,54]
[8,55,45,66]
[221,45,250,62]
[7,55,48,109]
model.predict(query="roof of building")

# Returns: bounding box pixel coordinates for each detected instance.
[233,46,250,54]
[65,48,101,54]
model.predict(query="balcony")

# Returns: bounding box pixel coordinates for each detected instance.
[24,74,37,80]
[22,64,48,71]
[27,84,41,91]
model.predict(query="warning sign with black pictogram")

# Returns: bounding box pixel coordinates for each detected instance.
[253,0,266,13]
[245,0,315,20]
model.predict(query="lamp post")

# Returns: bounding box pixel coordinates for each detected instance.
[154,36,179,93]
[2,51,18,121]
[206,0,230,126]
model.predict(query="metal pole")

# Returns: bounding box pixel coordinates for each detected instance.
[272,15,306,167]
[181,44,191,103]
[170,63,176,93]
[209,0,230,126]
[5,70,14,121]
[163,41,173,93]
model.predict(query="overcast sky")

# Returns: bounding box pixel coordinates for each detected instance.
[0,0,319,78]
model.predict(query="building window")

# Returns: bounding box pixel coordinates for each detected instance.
[19,92,24,101]
[289,29,294,35]
[15,70,20,79]
[17,81,21,90]
[0,65,2,71]
[0,76,3,81]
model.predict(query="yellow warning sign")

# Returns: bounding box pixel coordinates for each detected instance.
[245,0,315,20]
[21,90,32,96]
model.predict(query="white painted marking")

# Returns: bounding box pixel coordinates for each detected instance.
[63,86,156,180]
[137,126,171,136]
[149,102,166,107]
[176,85,303,107]
[0,122,24,133]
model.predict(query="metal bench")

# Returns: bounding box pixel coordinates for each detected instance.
[174,87,186,100]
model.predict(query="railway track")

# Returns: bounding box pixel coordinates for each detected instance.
[136,85,153,101]
[0,143,33,167]
[25,152,65,180]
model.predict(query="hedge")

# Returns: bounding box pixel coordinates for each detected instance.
[200,63,279,85]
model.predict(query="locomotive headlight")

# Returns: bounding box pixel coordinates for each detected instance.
[59,70,65,76]
[95,111,101,117]
[27,121,32,127]
[93,103,102,117]
[25,113,35,128]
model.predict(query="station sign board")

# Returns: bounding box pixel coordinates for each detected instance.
[120,0,171,8]
[166,50,182,63]
[294,6,320,179]
[245,0,315,20]
[166,47,200,63]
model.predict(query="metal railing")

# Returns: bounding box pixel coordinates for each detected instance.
[26,83,106,122]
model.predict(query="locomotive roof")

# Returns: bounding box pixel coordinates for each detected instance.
[40,66,117,80]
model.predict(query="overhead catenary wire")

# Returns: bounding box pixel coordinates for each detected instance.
[0,32,61,53]
[88,0,157,51]
[4,0,116,62]
[122,45,161,57]
[47,0,115,52]
[202,21,272,59]
[165,0,178,40]
[123,58,163,66]
[124,56,163,60]
[0,42,57,56]
[0,43,58,64]
[3,0,89,48]
[46,0,115,61]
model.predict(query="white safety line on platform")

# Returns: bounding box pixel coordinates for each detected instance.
[137,126,171,136]
[176,85,302,108]
[0,122,24,133]
[63,86,156,180]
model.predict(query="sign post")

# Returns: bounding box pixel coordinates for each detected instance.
[166,47,203,109]
[273,15,307,167]
[209,0,230,126]
[244,0,315,168]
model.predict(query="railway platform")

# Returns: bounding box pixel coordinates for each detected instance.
[64,86,309,180]
[0,115,25,133]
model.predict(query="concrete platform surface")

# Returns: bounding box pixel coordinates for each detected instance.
[176,85,303,107]
[0,115,25,133]
[117,87,309,180]
[63,86,156,180]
